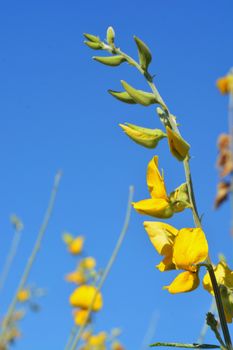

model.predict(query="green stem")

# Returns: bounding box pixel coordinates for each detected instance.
[101,43,232,350]
[150,343,220,349]
[67,186,134,350]
[0,171,62,342]
[207,266,232,349]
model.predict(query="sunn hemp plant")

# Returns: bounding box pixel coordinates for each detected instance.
[84,27,233,350]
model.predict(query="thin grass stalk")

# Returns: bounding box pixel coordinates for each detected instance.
[0,170,62,342]
[0,229,22,294]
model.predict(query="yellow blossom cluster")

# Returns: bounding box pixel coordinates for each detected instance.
[63,233,103,327]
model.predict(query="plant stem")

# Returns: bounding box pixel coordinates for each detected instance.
[102,43,232,349]
[0,230,22,294]
[67,185,134,350]
[0,171,62,342]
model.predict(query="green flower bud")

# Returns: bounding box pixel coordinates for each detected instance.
[170,183,191,212]
[106,26,115,45]
[84,41,103,50]
[93,55,126,67]
[10,214,24,232]
[134,36,152,71]
[108,90,136,104]
[166,126,190,161]
[83,33,100,43]
[119,123,166,149]
[121,80,158,106]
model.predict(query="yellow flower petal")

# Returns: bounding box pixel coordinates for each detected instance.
[68,236,84,255]
[172,228,208,271]
[17,289,31,303]
[69,285,103,311]
[65,271,86,285]
[156,255,176,271]
[73,309,91,326]
[217,75,233,94]
[80,257,96,270]
[164,271,200,293]
[144,221,178,255]
[133,198,173,218]
[147,156,168,199]
[203,261,233,296]
[88,332,107,349]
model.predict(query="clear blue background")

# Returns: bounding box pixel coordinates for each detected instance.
[0,0,233,349]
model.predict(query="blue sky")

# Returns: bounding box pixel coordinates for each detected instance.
[0,1,233,349]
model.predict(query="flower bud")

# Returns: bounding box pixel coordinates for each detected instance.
[170,183,191,212]
[121,80,158,106]
[108,90,136,104]
[93,55,126,67]
[166,127,190,161]
[106,26,115,45]
[83,33,100,43]
[134,36,152,71]
[119,123,166,149]
[84,41,103,50]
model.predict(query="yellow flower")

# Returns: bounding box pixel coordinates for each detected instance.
[144,222,208,293]
[17,289,31,303]
[132,157,174,218]
[65,271,86,285]
[203,261,233,323]
[68,236,84,255]
[80,257,96,270]
[144,222,178,271]
[216,74,233,94]
[88,332,107,349]
[73,309,90,326]
[69,285,103,311]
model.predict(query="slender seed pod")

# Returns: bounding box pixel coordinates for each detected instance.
[121,80,157,106]
[108,90,136,104]
[93,55,126,67]
[134,36,152,71]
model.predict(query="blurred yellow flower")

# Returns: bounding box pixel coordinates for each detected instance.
[65,270,86,285]
[68,236,84,255]
[132,156,174,218]
[17,289,31,303]
[203,261,233,323]
[144,222,208,293]
[73,309,90,326]
[69,285,103,311]
[217,74,233,94]
[88,332,107,348]
[80,257,96,270]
